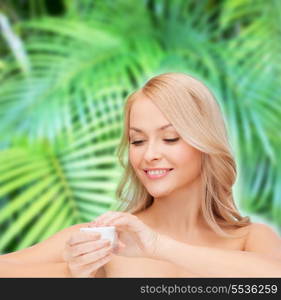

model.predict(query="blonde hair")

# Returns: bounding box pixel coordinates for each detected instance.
[115,72,251,238]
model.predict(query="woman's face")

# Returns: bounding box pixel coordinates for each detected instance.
[129,95,202,198]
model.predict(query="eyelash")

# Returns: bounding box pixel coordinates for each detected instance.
[130,138,179,145]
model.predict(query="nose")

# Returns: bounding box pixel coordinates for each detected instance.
[143,141,162,162]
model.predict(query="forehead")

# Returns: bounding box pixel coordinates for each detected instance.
[129,96,169,125]
[129,97,176,134]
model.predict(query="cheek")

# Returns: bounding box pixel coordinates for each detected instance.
[129,147,140,169]
[173,145,196,162]
[173,146,202,174]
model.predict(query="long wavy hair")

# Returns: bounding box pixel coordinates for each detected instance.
[115,72,251,238]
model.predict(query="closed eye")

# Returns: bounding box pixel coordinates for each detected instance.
[130,138,179,145]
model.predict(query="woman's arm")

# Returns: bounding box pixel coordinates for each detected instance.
[92,211,281,277]
[0,261,70,277]
[151,223,281,277]
[0,223,89,264]
[0,222,89,277]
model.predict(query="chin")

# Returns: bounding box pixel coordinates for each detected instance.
[146,188,173,198]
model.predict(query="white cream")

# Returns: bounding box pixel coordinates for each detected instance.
[80,226,117,247]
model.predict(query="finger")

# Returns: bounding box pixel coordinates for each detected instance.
[68,231,101,246]
[71,252,114,277]
[94,211,114,224]
[109,215,141,232]
[62,243,72,262]
[88,252,114,276]
[113,240,126,255]
[95,211,125,225]
[88,220,97,227]
[96,214,125,227]
[70,239,111,259]
[72,244,113,267]
[88,253,113,277]
[96,212,135,227]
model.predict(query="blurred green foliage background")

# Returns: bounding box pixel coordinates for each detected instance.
[0,0,280,254]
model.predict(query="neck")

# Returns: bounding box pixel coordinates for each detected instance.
[143,177,209,240]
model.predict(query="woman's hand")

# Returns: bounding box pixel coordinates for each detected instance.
[62,230,114,277]
[90,211,159,258]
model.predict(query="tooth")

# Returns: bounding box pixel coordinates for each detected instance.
[148,170,167,175]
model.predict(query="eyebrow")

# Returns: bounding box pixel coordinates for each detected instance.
[129,123,173,132]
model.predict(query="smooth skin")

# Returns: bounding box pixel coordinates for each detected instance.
[62,230,114,277]
[1,95,281,277]
[1,211,281,277]
[92,211,281,277]
[0,223,115,277]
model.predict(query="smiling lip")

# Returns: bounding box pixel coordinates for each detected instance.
[143,168,173,179]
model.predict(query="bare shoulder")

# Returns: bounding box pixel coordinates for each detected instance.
[244,222,281,259]
[0,222,89,264]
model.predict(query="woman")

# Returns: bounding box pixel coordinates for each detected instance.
[0,72,280,277]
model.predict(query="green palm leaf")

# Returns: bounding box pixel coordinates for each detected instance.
[1,0,281,253]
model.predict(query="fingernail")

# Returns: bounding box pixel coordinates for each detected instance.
[101,239,110,244]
